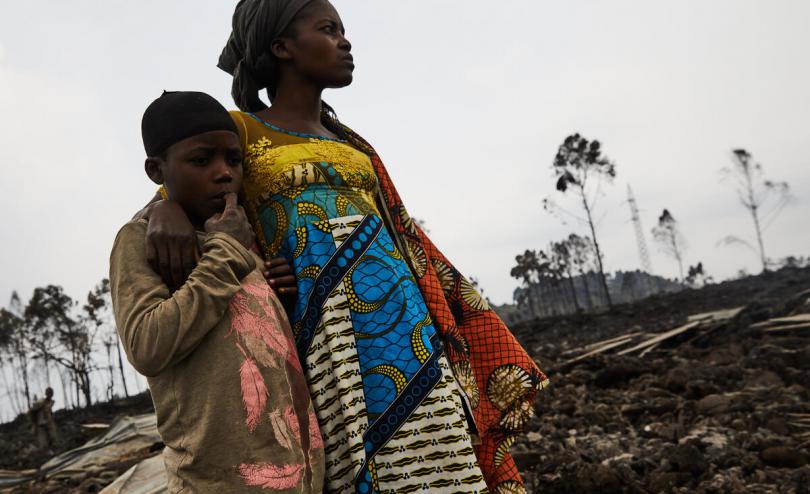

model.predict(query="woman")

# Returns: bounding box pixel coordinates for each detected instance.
[147,1,547,492]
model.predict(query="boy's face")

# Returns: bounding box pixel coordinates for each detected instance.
[146,130,243,225]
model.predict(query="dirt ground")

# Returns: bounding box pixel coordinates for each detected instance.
[2,267,809,493]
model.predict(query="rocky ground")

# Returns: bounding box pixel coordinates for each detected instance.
[511,267,810,493]
[2,267,809,493]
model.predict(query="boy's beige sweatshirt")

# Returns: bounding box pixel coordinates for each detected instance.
[110,220,324,493]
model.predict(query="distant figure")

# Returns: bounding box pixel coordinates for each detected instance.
[28,387,59,452]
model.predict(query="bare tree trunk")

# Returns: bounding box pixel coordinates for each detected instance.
[105,344,114,401]
[565,268,580,311]
[750,204,767,271]
[670,237,684,281]
[561,284,569,314]
[740,163,768,272]
[43,356,52,386]
[74,370,81,409]
[19,354,31,409]
[553,281,566,314]
[116,341,129,398]
[579,270,594,310]
[58,366,73,409]
[596,274,609,307]
[107,365,114,401]
[580,188,612,307]
[1,363,23,415]
[81,370,92,407]
[539,284,553,317]
[527,286,537,319]
[551,283,568,314]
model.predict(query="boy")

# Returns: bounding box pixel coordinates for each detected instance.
[110,91,324,493]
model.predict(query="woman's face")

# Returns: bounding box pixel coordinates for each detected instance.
[277,1,354,89]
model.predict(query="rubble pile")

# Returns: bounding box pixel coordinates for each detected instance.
[0,394,156,493]
[0,414,162,494]
[0,393,154,473]
[513,268,810,493]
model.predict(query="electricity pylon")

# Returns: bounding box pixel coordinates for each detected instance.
[627,184,653,274]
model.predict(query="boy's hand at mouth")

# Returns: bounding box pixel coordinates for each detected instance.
[204,193,255,249]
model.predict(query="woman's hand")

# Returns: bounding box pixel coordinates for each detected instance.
[264,258,298,312]
[144,200,199,288]
[204,193,255,249]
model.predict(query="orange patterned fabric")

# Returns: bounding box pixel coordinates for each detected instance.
[341,127,549,493]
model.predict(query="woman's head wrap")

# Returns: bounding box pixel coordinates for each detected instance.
[218,0,315,112]
[141,91,237,157]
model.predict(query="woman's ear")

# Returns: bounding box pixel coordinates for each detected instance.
[145,158,164,185]
[270,37,293,61]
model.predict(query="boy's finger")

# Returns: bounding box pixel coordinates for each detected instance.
[223,193,238,211]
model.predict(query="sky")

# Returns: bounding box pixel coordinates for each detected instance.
[0,0,808,313]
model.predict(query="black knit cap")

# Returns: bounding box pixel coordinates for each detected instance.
[141,91,237,157]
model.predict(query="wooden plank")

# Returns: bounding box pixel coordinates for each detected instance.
[80,423,110,430]
[560,332,644,356]
[561,305,744,364]
[767,314,810,324]
[764,323,810,333]
[562,335,641,365]
[751,314,810,329]
[639,342,661,357]
[687,307,744,323]
[617,321,702,356]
